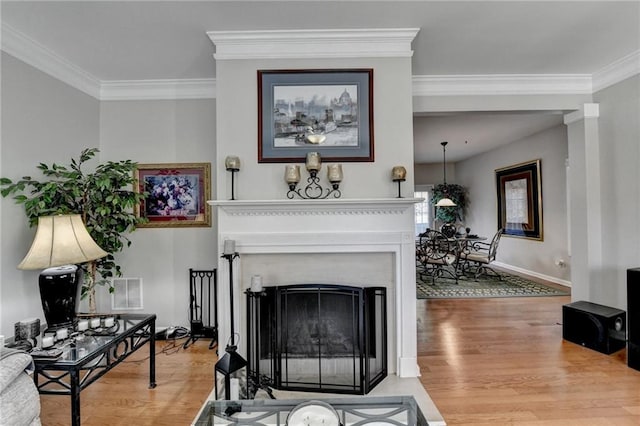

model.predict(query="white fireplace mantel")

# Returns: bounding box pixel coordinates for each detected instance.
[208,198,423,216]
[209,197,422,378]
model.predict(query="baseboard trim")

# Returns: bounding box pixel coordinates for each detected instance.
[493,262,572,288]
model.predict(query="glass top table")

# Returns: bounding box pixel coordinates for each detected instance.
[32,313,156,426]
[194,396,429,425]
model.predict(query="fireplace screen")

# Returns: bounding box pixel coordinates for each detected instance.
[247,284,387,395]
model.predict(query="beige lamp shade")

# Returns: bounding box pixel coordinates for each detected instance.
[17,214,108,270]
[435,197,457,207]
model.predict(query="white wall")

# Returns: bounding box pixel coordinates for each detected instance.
[412,73,640,307]
[593,75,640,309]
[98,99,217,327]
[0,53,100,337]
[2,44,637,336]
[414,163,456,187]
[0,52,218,333]
[455,124,569,281]
[212,53,418,373]
[215,57,415,202]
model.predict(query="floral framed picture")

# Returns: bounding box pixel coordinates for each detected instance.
[258,69,374,163]
[134,163,211,228]
[495,159,543,240]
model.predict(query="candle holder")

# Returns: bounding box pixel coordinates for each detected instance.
[225,156,240,200]
[216,244,248,400]
[392,166,407,198]
[285,152,342,199]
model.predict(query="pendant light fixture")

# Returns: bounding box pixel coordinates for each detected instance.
[435,141,457,207]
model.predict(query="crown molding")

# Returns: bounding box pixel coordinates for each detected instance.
[100,79,216,101]
[592,50,640,93]
[412,74,593,96]
[2,22,637,101]
[1,23,101,99]
[207,28,420,60]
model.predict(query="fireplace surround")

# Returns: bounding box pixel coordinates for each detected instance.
[209,198,422,379]
[247,284,387,395]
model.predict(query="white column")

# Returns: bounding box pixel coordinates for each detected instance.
[397,231,419,377]
[564,103,601,301]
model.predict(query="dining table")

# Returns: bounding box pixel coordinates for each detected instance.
[415,231,487,280]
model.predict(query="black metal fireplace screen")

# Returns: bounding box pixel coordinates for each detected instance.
[246,284,387,395]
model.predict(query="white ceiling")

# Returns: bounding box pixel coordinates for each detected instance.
[413,111,565,164]
[1,1,638,163]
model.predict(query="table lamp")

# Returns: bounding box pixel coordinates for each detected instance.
[17,214,108,331]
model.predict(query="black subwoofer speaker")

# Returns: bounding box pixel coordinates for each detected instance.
[562,300,626,355]
[628,268,640,370]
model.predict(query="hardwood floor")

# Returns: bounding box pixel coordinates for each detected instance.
[39,339,218,426]
[39,294,640,425]
[418,295,640,425]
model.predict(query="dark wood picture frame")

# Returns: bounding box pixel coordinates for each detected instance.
[496,159,543,240]
[258,69,374,163]
[134,163,211,228]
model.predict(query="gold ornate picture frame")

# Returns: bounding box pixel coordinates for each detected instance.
[134,163,211,228]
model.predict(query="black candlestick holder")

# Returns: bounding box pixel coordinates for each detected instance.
[227,168,238,201]
[287,169,341,200]
[393,178,405,198]
[221,252,240,345]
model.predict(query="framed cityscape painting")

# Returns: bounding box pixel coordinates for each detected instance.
[134,163,211,228]
[258,69,374,163]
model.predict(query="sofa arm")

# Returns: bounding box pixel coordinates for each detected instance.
[0,348,41,426]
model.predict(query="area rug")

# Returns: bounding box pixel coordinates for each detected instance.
[417,270,570,299]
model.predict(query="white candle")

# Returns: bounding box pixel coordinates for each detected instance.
[251,275,263,293]
[305,152,321,172]
[392,166,407,181]
[284,165,301,184]
[42,336,54,348]
[77,320,89,331]
[225,155,241,171]
[223,239,236,255]
[327,164,343,183]
[56,328,68,340]
[230,378,240,400]
[103,317,115,328]
[90,318,101,328]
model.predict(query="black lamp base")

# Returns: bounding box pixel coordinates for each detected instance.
[39,265,81,330]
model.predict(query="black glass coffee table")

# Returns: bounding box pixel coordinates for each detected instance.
[32,313,156,426]
[193,396,429,425]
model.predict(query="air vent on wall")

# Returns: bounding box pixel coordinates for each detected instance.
[112,278,143,310]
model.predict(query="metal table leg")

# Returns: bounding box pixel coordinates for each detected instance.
[70,369,81,426]
[149,319,156,388]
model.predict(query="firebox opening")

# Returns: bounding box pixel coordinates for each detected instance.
[247,284,387,395]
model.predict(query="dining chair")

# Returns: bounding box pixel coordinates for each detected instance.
[459,229,504,280]
[416,229,459,284]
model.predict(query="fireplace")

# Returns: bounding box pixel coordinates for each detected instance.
[247,284,387,394]
[209,198,421,380]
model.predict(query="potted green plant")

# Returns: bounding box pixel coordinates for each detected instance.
[431,183,467,224]
[0,148,147,312]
